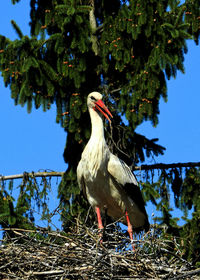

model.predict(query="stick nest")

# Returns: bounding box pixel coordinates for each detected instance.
[0,224,199,280]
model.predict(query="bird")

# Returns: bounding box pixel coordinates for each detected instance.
[77,91,149,248]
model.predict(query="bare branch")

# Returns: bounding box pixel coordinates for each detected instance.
[0,171,64,181]
[169,268,200,279]
[133,161,200,171]
[0,161,200,181]
[30,270,65,276]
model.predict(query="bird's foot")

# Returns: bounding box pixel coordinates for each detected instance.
[97,228,104,243]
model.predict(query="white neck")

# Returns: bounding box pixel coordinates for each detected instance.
[82,108,107,177]
[89,107,105,141]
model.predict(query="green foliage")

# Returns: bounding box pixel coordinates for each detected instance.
[1,0,198,126]
[139,166,200,265]
[180,211,200,264]
[0,174,54,233]
[11,0,21,4]
[181,168,200,212]
[0,0,200,264]
[11,20,24,39]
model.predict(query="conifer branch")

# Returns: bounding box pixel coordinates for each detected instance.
[11,20,24,39]
[1,162,200,181]
[0,171,64,181]
[133,161,200,171]
[89,0,99,55]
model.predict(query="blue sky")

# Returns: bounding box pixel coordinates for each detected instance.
[0,2,199,229]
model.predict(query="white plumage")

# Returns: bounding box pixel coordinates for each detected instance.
[77,92,149,246]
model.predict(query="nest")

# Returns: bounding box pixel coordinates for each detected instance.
[0,224,199,280]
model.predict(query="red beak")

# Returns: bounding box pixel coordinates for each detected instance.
[94,99,113,123]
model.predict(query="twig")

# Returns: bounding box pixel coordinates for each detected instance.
[160,248,191,265]
[0,261,13,270]
[0,219,199,279]
[133,161,200,171]
[0,161,200,181]
[168,268,200,279]
[0,171,64,181]
[30,270,65,276]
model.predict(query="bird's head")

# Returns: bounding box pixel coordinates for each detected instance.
[87,92,113,123]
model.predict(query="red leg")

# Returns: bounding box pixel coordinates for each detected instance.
[95,207,104,242]
[125,211,135,251]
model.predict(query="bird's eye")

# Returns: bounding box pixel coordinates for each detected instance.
[90,96,96,101]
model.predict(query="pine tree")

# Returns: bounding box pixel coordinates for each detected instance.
[0,0,200,264]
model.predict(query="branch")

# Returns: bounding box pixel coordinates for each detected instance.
[30,270,65,276]
[0,171,64,181]
[133,161,200,171]
[0,162,200,181]
[89,0,99,55]
[169,268,200,280]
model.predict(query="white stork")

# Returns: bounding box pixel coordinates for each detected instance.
[77,92,149,248]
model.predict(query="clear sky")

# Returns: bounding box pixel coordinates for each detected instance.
[0,2,199,229]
